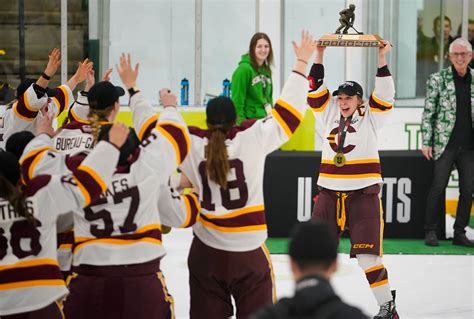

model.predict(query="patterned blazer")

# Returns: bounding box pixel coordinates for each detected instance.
[421,66,474,160]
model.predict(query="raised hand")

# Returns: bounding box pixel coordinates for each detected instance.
[159,88,177,108]
[116,53,139,89]
[74,58,94,83]
[85,68,95,92]
[292,30,316,64]
[102,68,113,82]
[377,40,392,68]
[108,123,130,148]
[44,48,62,77]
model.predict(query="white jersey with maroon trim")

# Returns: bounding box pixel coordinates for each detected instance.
[307,64,395,191]
[71,105,194,266]
[179,71,309,252]
[0,141,119,316]
[2,84,74,147]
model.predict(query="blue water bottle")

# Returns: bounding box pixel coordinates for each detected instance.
[222,78,231,97]
[180,78,189,106]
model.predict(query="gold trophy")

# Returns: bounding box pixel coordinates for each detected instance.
[318,4,385,48]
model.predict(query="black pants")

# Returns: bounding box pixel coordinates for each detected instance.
[425,145,474,236]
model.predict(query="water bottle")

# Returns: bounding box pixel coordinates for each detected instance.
[180,78,189,106]
[222,78,231,97]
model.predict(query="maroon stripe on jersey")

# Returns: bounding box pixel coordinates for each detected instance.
[24,175,52,197]
[15,96,39,119]
[200,210,266,228]
[365,267,388,285]
[183,194,199,227]
[274,102,301,134]
[369,95,392,111]
[73,229,162,252]
[49,87,67,114]
[140,119,157,141]
[319,162,381,175]
[57,230,75,249]
[307,89,330,110]
[73,168,103,204]
[20,154,37,184]
[0,264,63,285]
[65,154,86,171]
[157,123,188,163]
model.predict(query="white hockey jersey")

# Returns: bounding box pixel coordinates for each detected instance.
[0,141,119,316]
[0,104,7,150]
[178,71,309,252]
[307,64,395,191]
[20,97,196,267]
[1,83,74,149]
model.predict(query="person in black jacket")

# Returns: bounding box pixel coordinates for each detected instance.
[251,222,368,319]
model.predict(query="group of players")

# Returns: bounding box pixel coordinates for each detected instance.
[0,30,398,319]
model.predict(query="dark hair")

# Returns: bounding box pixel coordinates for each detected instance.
[98,125,139,166]
[248,32,273,74]
[289,222,338,271]
[6,131,35,160]
[0,151,34,223]
[433,15,452,29]
[205,97,237,189]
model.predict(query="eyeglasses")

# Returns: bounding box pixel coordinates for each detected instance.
[450,52,471,58]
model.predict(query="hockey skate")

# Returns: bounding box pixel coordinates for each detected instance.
[374,290,399,319]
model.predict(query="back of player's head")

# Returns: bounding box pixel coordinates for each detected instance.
[98,125,139,166]
[289,222,338,271]
[88,81,125,111]
[6,131,35,160]
[206,96,237,126]
[0,150,20,187]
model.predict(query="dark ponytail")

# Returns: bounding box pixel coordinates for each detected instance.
[205,123,232,189]
[0,151,34,224]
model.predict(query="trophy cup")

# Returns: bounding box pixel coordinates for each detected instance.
[318,4,385,48]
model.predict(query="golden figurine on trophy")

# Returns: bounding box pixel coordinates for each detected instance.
[318,4,385,48]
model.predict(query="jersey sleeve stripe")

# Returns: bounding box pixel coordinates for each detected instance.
[76,164,107,192]
[50,85,69,115]
[13,101,38,121]
[68,107,89,124]
[308,88,330,112]
[155,122,190,165]
[22,89,36,112]
[19,146,53,183]
[180,193,200,228]
[321,158,380,165]
[72,175,91,206]
[369,94,393,112]
[271,100,302,138]
[138,114,158,141]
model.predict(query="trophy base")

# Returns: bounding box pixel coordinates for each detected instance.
[317,34,384,48]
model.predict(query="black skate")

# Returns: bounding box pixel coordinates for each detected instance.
[374,290,399,319]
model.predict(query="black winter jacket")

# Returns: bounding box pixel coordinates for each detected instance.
[251,275,368,319]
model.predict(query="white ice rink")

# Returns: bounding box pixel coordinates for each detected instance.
[161,217,474,319]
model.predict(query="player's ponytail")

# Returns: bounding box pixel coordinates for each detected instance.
[0,151,34,224]
[205,96,237,190]
[88,106,112,146]
[206,124,232,189]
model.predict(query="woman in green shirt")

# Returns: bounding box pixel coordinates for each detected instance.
[231,32,274,125]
